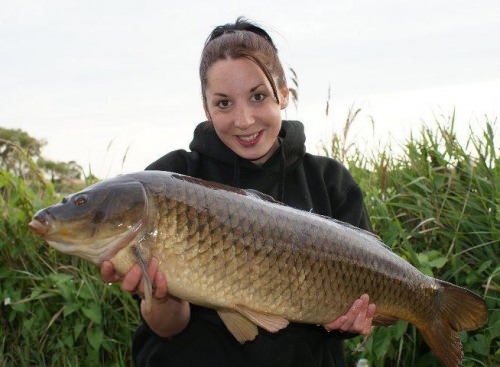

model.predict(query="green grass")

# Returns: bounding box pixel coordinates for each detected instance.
[332,114,499,367]
[0,152,139,366]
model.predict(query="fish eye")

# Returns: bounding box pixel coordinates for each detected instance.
[74,195,88,207]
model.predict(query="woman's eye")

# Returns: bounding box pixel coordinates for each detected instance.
[252,93,265,102]
[217,100,231,108]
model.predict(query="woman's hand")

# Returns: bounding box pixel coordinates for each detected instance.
[101,258,169,301]
[100,258,190,338]
[323,294,376,335]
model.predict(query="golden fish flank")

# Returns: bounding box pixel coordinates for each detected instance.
[29,171,488,367]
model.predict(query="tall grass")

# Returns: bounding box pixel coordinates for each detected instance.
[1,114,498,366]
[330,113,500,367]
[0,146,139,366]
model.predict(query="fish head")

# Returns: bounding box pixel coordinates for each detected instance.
[29,176,148,265]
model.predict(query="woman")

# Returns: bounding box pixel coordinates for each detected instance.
[101,17,376,367]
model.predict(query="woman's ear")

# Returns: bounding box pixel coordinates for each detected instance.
[279,86,290,110]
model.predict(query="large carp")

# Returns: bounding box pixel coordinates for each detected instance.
[29,171,487,367]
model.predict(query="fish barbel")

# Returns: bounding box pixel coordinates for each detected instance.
[28,171,487,367]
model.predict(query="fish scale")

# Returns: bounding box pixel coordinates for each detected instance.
[29,171,488,367]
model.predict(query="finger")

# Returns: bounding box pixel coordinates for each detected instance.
[100,260,120,283]
[339,296,366,331]
[147,257,167,299]
[153,270,168,299]
[324,315,348,332]
[147,257,158,283]
[351,298,370,333]
[121,264,143,293]
[324,297,363,332]
[362,303,376,335]
[351,296,376,335]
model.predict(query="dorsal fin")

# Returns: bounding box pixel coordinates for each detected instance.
[244,189,284,205]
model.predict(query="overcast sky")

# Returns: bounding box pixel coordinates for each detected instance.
[1,0,499,178]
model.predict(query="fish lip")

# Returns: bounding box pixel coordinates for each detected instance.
[28,219,50,236]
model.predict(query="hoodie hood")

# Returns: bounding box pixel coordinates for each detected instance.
[189,120,306,170]
[188,120,307,200]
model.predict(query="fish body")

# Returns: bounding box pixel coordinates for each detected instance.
[29,171,487,367]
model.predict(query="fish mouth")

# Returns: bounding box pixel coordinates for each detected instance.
[28,219,50,236]
[30,211,147,265]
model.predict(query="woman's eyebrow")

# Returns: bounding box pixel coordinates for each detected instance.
[250,83,265,93]
[212,84,266,97]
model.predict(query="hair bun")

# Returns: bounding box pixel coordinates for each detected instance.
[205,17,277,50]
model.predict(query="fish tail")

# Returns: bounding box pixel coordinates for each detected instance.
[419,279,488,367]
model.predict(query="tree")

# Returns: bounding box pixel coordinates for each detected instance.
[0,126,91,193]
[0,127,46,176]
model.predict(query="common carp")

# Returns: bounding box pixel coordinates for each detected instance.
[28,171,487,367]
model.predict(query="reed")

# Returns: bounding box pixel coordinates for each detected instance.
[330,113,499,367]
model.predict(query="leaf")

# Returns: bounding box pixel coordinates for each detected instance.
[63,303,80,317]
[82,305,102,324]
[470,334,489,356]
[393,320,408,339]
[86,327,104,351]
[428,256,447,269]
[74,322,85,340]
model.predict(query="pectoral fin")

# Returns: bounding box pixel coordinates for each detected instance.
[218,306,290,343]
[133,245,152,313]
[217,309,258,343]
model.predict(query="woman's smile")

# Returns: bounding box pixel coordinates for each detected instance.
[236,130,262,145]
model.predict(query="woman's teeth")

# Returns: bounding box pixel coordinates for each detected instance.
[239,132,259,142]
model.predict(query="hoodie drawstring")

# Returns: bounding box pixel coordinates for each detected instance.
[278,139,286,202]
[232,156,241,187]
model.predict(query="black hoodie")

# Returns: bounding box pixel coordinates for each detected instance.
[133,120,371,367]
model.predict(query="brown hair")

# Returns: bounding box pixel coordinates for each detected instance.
[200,17,287,111]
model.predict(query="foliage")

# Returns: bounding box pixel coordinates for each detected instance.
[328,113,499,367]
[1,116,498,366]
[0,147,139,366]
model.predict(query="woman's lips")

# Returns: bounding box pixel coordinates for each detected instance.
[236,130,262,147]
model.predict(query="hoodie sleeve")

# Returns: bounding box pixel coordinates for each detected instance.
[304,154,372,232]
[325,161,372,232]
[333,183,372,232]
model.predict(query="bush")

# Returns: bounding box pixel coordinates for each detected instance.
[0,147,139,367]
[334,115,499,367]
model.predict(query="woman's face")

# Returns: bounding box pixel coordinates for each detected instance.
[204,58,289,165]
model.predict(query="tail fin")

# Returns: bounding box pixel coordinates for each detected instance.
[419,280,488,367]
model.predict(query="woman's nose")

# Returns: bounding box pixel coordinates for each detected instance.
[233,105,254,129]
